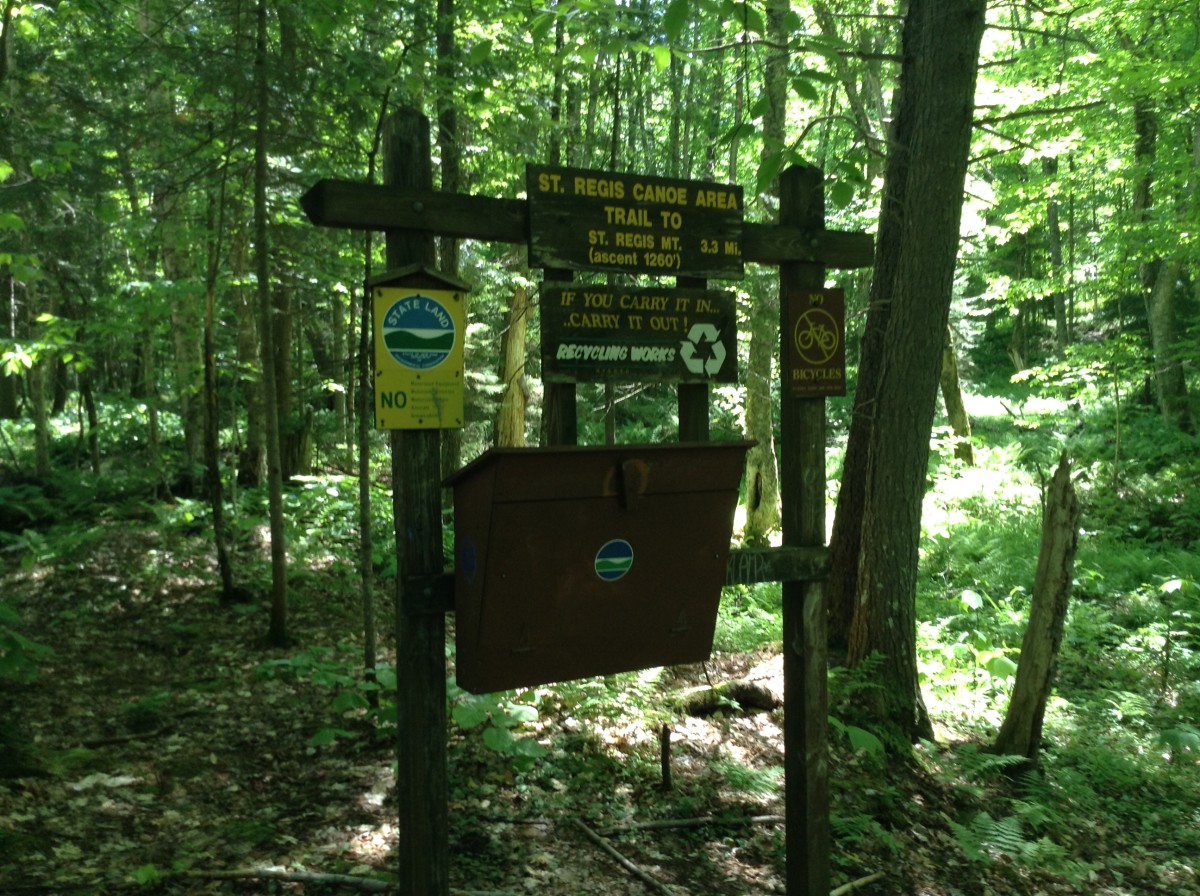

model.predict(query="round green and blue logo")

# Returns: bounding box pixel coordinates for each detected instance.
[594,539,634,582]
[382,294,456,370]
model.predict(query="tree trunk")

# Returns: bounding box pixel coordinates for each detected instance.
[141,320,163,489]
[1132,101,1194,433]
[29,290,50,479]
[436,0,462,476]
[495,282,529,447]
[231,225,266,487]
[0,278,16,419]
[992,454,1081,762]
[79,372,100,474]
[164,224,203,490]
[255,0,288,647]
[1043,157,1070,352]
[940,324,975,465]
[1145,257,1193,432]
[833,0,987,741]
[273,279,298,477]
[205,272,237,603]
[740,0,788,545]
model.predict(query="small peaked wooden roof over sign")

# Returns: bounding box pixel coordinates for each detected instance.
[367,264,471,292]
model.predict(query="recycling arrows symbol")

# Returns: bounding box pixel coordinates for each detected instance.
[680,323,726,376]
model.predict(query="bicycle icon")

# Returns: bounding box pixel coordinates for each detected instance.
[793,307,839,364]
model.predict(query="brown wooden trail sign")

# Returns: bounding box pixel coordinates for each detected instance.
[301,109,872,896]
[526,164,744,278]
[299,176,872,268]
[541,284,737,384]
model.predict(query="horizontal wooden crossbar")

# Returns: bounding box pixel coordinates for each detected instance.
[406,545,829,615]
[300,179,873,270]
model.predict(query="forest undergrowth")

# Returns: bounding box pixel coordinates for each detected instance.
[2,392,1199,896]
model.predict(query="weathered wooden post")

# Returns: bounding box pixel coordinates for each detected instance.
[383,109,450,896]
[780,165,831,896]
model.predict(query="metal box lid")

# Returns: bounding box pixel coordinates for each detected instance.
[446,441,752,693]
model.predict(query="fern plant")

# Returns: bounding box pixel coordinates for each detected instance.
[950,810,1099,884]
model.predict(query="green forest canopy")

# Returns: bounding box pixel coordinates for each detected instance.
[1,0,1197,453]
[3,1,1200,893]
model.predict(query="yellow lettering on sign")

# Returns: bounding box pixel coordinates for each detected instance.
[632,182,689,205]
[574,176,625,199]
[537,172,564,193]
[615,232,654,249]
[567,312,621,329]
[619,293,669,312]
[694,189,739,210]
[603,206,652,227]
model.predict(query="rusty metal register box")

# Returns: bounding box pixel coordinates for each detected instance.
[446,442,752,694]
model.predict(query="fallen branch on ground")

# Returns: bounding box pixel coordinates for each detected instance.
[830,870,886,895]
[679,679,781,716]
[597,814,784,836]
[567,817,680,895]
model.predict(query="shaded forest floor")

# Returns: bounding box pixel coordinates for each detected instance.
[1,513,1197,896]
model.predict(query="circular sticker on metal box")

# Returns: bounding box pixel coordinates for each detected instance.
[595,539,634,581]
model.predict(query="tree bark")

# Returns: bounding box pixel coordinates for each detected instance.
[1043,156,1070,351]
[832,0,986,741]
[231,223,265,487]
[992,454,1081,762]
[1132,101,1194,433]
[940,324,975,465]
[740,0,787,545]
[255,0,288,647]
[1145,257,1193,432]
[436,0,463,476]
[495,281,529,447]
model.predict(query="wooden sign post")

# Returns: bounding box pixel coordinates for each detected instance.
[301,108,873,896]
[380,112,451,896]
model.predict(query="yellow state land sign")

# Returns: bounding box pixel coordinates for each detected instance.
[374,286,466,429]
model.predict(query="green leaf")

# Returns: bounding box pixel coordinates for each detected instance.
[530,12,555,42]
[482,725,515,752]
[720,121,756,145]
[452,700,490,730]
[652,44,672,72]
[1159,724,1200,753]
[496,701,538,727]
[309,727,355,747]
[829,179,856,209]
[0,160,13,182]
[511,737,547,759]
[984,654,1018,679]
[467,40,493,64]
[723,0,764,35]
[130,864,162,885]
[662,0,689,43]
[332,690,369,713]
[960,589,984,610]
[756,153,784,194]
[845,724,885,756]
[0,212,25,231]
